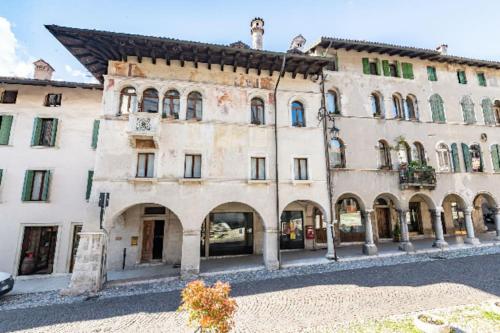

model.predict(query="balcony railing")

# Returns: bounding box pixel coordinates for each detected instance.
[399,163,436,190]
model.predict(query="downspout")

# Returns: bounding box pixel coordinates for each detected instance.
[274,54,287,269]
[319,68,338,261]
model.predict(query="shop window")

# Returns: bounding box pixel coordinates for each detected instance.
[118,87,137,115]
[291,101,305,127]
[44,93,62,107]
[329,138,345,168]
[141,88,159,113]
[184,154,201,178]
[18,226,58,275]
[136,153,155,178]
[251,157,266,180]
[337,198,365,242]
[186,91,203,120]
[378,140,392,169]
[163,90,180,119]
[250,98,265,125]
[294,158,308,180]
[0,90,18,104]
[22,170,51,201]
[437,143,451,172]
[31,117,58,147]
[280,211,305,250]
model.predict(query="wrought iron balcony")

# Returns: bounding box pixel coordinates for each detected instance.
[399,162,436,190]
[127,112,160,148]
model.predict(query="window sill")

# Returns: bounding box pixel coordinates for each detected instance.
[178,178,203,184]
[291,179,313,186]
[21,200,50,203]
[0,144,12,147]
[128,177,158,184]
[247,179,270,185]
[31,145,57,149]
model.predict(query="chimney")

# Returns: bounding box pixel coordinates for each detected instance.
[250,17,264,50]
[290,34,306,51]
[33,59,55,80]
[436,44,448,55]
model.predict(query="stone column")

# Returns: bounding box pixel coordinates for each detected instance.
[263,228,279,270]
[431,208,448,249]
[397,209,414,252]
[495,208,500,241]
[362,209,378,255]
[464,207,480,245]
[325,220,336,260]
[180,229,201,279]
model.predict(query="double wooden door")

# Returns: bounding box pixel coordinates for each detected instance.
[376,208,391,239]
[141,220,165,262]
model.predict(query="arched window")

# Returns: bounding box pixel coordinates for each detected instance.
[461,95,476,124]
[371,92,383,117]
[429,94,445,123]
[291,101,305,127]
[413,142,426,164]
[378,140,392,169]
[481,98,495,125]
[327,90,340,114]
[329,138,345,168]
[494,100,500,125]
[163,90,180,119]
[141,88,159,113]
[118,86,137,115]
[187,92,203,120]
[250,98,265,125]
[437,143,451,172]
[392,94,403,118]
[397,141,411,165]
[406,95,418,120]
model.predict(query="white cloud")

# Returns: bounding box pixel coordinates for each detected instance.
[62,64,99,83]
[0,17,33,77]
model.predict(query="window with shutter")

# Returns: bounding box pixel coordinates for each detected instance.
[0,169,3,186]
[451,143,461,172]
[45,94,62,107]
[430,94,445,122]
[477,73,487,87]
[22,170,50,201]
[402,63,414,79]
[427,66,437,81]
[91,120,100,149]
[460,96,476,124]
[86,170,94,200]
[457,70,467,84]
[362,58,370,74]
[481,98,495,125]
[382,60,390,76]
[461,143,472,172]
[491,145,500,172]
[0,115,13,145]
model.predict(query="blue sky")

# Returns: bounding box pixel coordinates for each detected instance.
[1,0,499,82]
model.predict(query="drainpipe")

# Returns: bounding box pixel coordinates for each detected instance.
[274,54,287,269]
[318,69,338,261]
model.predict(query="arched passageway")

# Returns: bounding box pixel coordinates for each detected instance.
[373,194,400,241]
[335,195,365,243]
[473,193,497,233]
[441,194,467,236]
[408,193,436,237]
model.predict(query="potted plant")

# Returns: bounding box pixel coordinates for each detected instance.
[414,314,448,333]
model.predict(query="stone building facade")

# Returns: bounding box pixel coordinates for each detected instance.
[0,19,499,293]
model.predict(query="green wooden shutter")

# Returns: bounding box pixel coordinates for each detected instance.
[91,120,100,149]
[427,67,436,81]
[462,143,472,172]
[478,73,486,86]
[41,170,51,201]
[451,143,460,172]
[395,61,401,77]
[376,59,382,75]
[0,169,3,186]
[0,115,13,145]
[362,58,370,74]
[22,170,34,201]
[86,170,94,200]
[492,145,500,172]
[49,118,58,147]
[31,117,42,146]
[382,60,390,76]
[402,63,414,79]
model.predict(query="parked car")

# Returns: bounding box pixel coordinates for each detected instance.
[0,272,14,296]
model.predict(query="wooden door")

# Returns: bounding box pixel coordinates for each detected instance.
[376,208,391,239]
[141,220,154,262]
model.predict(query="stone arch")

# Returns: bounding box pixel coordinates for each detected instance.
[335,193,367,243]
[372,193,401,240]
[407,193,437,236]
[441,193,469,236]
[472,192,498,233]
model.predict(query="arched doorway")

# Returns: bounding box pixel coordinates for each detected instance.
[408,194,435,237]
[336,195,365,243]
[200,202,264,257]
[108,203,183,270]
[281,200,327,250]
[373,195,399,240]
[473,193,497,233]
[441,194,467,236]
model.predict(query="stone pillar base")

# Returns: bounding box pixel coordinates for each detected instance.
[398,241,414,252]
[63,232,107,296]
[362,243,378,255]
[265,259,279,270]
[432,239,449,249]
[180,269,199,280]
[464,237,480,245]
[325,252,336,260]
[495,235,500,241]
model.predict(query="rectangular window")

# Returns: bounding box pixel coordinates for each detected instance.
[294,158,308,180]
[136,153,155,178]
[382,60,399,77]
[31,118,58,147]
[0,115,14,145]
[144,206,166,215]
[184,154,201,178]
[427,66,437,81]
[0,90,18,104]
[18,226,58,275]
[85,170,94,200]
[44,93,62,107]
[401,62,414,79]
[457,70,467,84]
[389,63,398,77]
[22,170,51,201]
[251,157,266,180]
[477,73,487,87]
[362,58,380,75]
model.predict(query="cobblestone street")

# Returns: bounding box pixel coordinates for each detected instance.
[1,254,499,333]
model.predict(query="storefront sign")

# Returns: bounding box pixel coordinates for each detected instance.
[305,226,315,240]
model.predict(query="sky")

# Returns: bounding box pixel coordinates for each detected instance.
[1,0,499,83]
